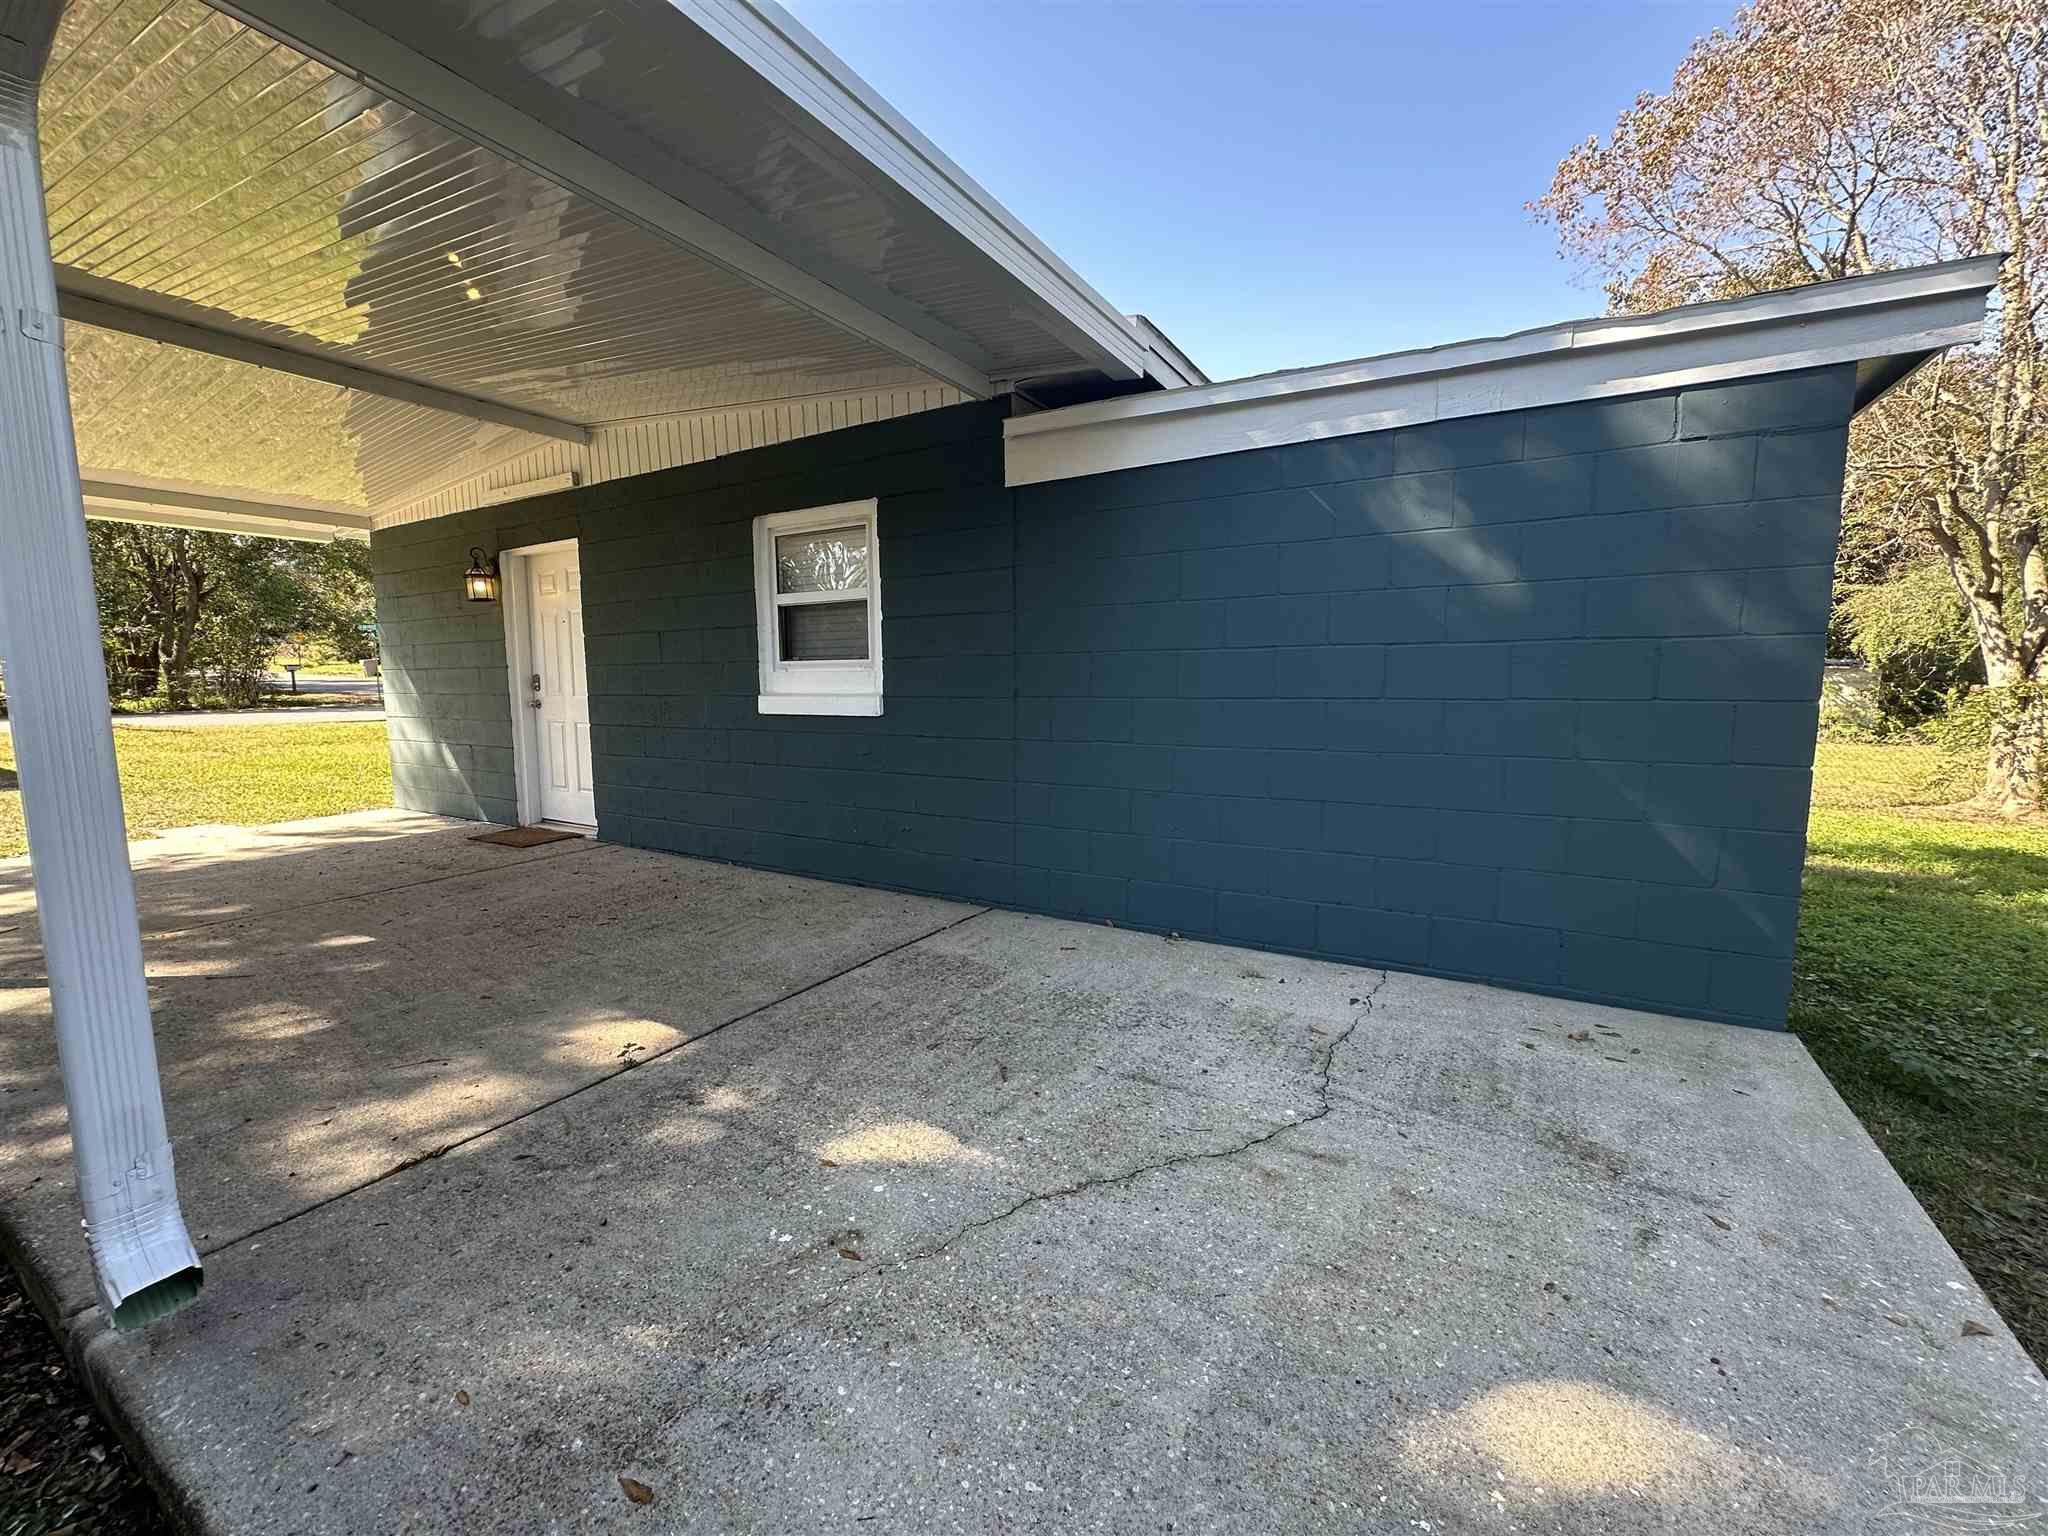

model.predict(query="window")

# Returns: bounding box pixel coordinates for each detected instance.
[754,500,882,715]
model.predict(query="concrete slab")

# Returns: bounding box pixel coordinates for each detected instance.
[1,821,2042,1532]
[0,812,974,1311]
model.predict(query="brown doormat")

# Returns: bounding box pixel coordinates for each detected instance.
[470,825,583,848]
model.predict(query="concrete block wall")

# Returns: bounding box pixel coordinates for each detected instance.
[373,368,1854,1026]
[372,403,1020,898]
[1006,364,1853,1027]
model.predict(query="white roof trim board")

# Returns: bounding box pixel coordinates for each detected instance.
[1002,257,2004,488]
[683,0,1186,387]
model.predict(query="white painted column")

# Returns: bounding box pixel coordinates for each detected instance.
[0,14,200,1326]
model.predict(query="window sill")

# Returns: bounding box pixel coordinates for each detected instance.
[757,693,882,717]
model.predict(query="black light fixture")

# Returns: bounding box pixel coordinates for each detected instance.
[464,547,500,603]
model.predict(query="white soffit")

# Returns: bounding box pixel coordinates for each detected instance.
[1003,257,2004,488]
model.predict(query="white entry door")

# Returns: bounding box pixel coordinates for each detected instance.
[525,545,595,826]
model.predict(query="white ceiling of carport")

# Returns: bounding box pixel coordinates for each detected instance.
[39,0,1184,534]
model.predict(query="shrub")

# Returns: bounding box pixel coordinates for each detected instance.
[1839,561,1983,729]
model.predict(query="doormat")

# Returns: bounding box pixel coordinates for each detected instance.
[469,825,582,849]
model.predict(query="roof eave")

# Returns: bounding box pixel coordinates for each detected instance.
[1004,255,2004,488]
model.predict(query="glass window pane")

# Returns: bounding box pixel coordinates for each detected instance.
[780,599,869,661]
[775,526,868,593]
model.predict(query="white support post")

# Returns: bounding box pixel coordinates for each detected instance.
[0,14,200,1326]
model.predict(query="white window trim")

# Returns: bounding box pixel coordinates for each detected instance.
[754,499,883,717]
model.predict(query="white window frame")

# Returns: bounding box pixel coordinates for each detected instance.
[753,499,883,716]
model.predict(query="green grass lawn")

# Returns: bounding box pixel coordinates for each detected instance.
[1795,741,2048,1369]
[0,724,392,858]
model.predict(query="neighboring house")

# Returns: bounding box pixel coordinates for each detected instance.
[0,0,2000,1321]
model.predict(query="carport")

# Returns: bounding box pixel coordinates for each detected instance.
[3,809,2044,1531]
[0,0,1198,1324]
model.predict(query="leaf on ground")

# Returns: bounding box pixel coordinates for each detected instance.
[1961,1318,1995,1338]
[819,1159,839,1169]
[1708,1214,1733,1231]
[837,1247,864,1262]
[1566,1030,1590,1043]
[454,1390,470,1407]
[619,1475,656,1505]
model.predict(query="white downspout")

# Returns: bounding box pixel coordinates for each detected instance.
[0,11,201,1327]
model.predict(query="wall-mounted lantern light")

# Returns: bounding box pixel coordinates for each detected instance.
[464,548,500,603]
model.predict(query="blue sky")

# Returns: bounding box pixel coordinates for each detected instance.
[788,1,1732,382]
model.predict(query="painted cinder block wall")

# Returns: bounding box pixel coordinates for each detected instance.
[371,366,1856,1026]
[370,402,1017,846]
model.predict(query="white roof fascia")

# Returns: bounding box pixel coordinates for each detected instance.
[1127,314,1209,388]
[79,473,374,539]
[82,504,357,543]
[685,0,1155,384]
[1004,256,2002,487]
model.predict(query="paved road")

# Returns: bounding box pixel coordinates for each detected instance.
[261,672,382,697]
[0,707,384,731]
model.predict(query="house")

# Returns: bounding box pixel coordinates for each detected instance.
[376,272,1996,1038]
[0,0,1999,1327]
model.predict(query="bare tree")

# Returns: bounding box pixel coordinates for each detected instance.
[1537,0,2046,812]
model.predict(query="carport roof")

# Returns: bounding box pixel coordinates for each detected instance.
[34,0,1202,540]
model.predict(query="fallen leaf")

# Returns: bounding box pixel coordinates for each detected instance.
[1708,1214,1733,1231]
[1565,1030,1590,1043]
[619,1475,656,1505]
[997,1063,1009,1083]
[1886,1313,1909,1327]
[837,1248,864,1262]
[454,1390,470,1407]
[1961,1319,1994,1338]
[1521,1042,1537,1051]
[819,1159,839,1169]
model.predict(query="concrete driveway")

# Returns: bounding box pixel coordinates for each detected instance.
[0,813,2042,1534]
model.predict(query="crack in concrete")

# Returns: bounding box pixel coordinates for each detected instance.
[727,966,1394,1358]
[890,966,1392,1270]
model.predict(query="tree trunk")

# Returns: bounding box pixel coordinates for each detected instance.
[1979,667,2045,815]
[156,540,207,710]
[1938,545,2042,815]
